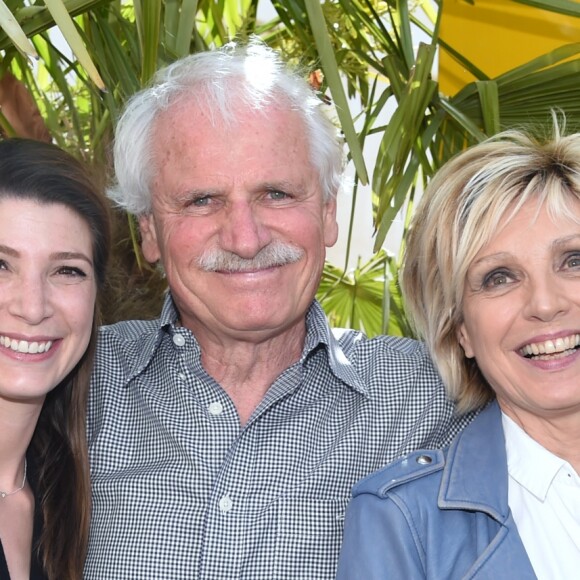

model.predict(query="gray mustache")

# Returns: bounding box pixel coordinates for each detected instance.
[197,241,304,273]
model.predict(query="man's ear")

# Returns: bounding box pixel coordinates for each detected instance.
[323,197,339,248]
[139,213,161,263]
[457,322,475,359]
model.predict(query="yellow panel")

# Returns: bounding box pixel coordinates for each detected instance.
[439,0,580,96]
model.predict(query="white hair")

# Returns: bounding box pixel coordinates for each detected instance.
[108,40,344,215]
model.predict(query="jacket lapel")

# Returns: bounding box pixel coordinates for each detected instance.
[438,401,536,578]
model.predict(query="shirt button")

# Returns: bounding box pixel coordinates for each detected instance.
[219,495,233,513]
[178,373,186,381]
[208,402,223,416]
[172,334,185,347]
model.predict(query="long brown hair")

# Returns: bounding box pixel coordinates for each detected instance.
[0,138,111,579]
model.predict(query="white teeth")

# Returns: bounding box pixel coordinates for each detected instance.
[520,334,580,357]
[0,335,53,354]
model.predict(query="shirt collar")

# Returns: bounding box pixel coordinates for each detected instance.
[303,301,367,395]
[158,291,181,327]
[502,411,569,501]
[130,294,366,395]
[114,292,180,384]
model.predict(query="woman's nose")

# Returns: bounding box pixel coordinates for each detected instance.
[7,276,53,325]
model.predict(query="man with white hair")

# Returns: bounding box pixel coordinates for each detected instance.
[85,41,473,579]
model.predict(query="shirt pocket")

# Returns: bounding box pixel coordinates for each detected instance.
[273,497,349,580]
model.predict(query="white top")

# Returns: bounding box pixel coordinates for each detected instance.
[502,412,580,579]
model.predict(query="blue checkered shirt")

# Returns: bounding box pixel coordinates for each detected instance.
[85,295,474,579]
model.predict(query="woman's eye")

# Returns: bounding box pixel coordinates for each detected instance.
[482,270,513,288]
[0,259,8,270]
[57,266,87,278]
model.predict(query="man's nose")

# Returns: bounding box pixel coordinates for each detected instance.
[218,201,272,258]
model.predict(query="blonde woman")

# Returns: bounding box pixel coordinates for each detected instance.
[337,126,580,579]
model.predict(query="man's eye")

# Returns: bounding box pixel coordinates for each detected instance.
[564,253,580,269]
[191,196,211,207]
[267,190,290,200]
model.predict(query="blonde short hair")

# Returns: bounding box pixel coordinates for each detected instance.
[401,125,580,412]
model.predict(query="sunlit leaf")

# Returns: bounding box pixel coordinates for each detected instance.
[43,0,105,89]
[0,0,37,57]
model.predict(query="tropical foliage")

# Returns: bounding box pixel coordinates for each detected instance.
[1,0,580,334]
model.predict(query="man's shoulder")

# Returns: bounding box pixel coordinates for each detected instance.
[331,329,438,387]
[91,319,166,398]
[95,318,162,372]
[98,318,161,343]
[332,328,430,358]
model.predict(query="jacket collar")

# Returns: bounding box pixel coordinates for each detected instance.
[439,400,510,522]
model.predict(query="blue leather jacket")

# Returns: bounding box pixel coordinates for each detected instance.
[336,402,537,579]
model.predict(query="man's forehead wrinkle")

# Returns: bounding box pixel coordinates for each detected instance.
[160,172,313,195]
[253,178,310,193]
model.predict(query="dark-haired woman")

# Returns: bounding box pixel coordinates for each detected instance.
[0,139,110,579]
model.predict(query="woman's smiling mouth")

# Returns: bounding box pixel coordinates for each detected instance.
[519,334,580,359]
[0,335,54,354]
